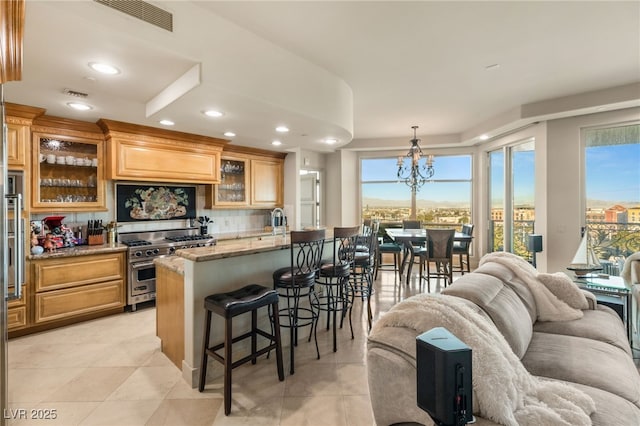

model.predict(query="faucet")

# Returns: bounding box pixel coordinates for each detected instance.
[271,208,286,237]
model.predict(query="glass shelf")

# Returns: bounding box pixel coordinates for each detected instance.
[32,135,105,211]
[216,158,249,204]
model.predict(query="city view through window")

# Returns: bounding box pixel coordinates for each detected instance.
[361,126,639,271]
[361,155,472,227]
[584,124,640,274]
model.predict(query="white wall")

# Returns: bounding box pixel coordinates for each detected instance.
[324,149,359,228]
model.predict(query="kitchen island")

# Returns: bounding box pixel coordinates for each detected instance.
[155,231,333,387]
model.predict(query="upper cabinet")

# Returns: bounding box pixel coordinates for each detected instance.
[5,103,45,169]
[98,119,226,184]
[214,156,250,207]
[251,158,283,207]
[206,146,285,209]
[31,116,107,212]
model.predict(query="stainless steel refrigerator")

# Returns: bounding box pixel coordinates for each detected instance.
[1,85,25,425]
[1,2,25,422]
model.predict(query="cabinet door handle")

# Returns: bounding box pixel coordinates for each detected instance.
[5,193,23,300]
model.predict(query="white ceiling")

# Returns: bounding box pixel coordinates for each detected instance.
[4,1,640,153]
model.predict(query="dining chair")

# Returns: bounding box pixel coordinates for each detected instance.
[374,223,402,280]
[402,220,426,285]
[422,229,455,291]
[453,224,474,275]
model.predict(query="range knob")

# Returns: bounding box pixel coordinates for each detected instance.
[153,248,159,255]
[134,251,143,257]
[169,247,176,254]
[145,249,154,256]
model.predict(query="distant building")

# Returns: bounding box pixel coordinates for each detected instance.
[586,208,605,222]
[605,205,627,223]
[514,208,535,221]
[628,206,640,224]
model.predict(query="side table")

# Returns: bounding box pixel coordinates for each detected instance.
[574,275,633,345]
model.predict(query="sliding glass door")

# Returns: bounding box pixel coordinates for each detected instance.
[488,139,535,258]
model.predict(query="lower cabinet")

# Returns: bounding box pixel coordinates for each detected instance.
[30,251,126,327]
[35,280,124,324]
[8,284,28,331]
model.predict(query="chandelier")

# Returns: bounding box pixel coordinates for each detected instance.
[397,125,434,191]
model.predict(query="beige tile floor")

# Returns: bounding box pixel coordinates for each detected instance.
[7,266,443,426]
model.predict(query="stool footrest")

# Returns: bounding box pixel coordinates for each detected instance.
[205,328,279,367]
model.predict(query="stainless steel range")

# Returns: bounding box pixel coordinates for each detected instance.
[119,228,217,310]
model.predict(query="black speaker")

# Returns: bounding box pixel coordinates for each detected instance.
[416,327,473,426]
[526,234,543,253]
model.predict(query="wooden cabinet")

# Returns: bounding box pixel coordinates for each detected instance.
[31,116,107,212]
[98,119,226,184]
[251,158,283,207]
[32,252,125,324]
[212,156,250,207]
[8,284,27,331]
[206,146,285,209]
[6,122,29,168]
[5,103,45,170]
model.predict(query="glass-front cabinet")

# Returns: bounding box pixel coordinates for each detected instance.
[32,132,106,211]
[214,157,250,206]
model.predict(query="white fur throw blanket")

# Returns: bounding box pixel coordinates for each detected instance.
[479,252,587,321]
[376,293,595,425]
[621,252,640,286]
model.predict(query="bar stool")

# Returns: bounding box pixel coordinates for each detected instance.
[199,284,284,415]
[352,220,379,330]
[273,229,325,374]
[313,226,360,352]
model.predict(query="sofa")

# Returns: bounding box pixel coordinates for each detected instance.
[367,252,640,426]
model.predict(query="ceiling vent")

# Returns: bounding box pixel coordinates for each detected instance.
[63,88,89,98]
[93,0,173,32]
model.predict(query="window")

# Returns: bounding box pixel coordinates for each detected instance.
[583,123,640,272]
[361,155,472,227]
[488,139,535,258]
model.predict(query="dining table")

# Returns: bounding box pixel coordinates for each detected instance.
[385,228,473,279]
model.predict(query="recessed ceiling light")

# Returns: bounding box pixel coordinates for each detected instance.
[275,126,289,133]
[325,138,338,145]
[66,102,92,111]
[272,140,282,146]
[88,62,120,75]
[159,119,175,126]
[223,131,236,137]
[479,134,490,141]
[204,110,224,118]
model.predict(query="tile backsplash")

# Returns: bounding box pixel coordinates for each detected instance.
[30,184,275,237]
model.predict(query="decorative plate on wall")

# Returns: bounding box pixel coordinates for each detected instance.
[115,183,196,222]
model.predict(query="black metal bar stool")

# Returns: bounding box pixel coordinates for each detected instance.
[273,229,325,375]
[313,226,360,352]
[198,284,284,416]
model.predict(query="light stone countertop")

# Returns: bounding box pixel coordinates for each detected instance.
[28,243,128,260]
[175,234,291,262]
[154,255,185,276]
[155,228,332,273]
[153,235,288,275]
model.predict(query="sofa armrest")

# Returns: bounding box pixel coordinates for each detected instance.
[581,290,597,310]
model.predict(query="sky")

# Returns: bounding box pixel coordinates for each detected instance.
[586,144,640,204]
[361,155,471,203]
[361,143,640,207]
